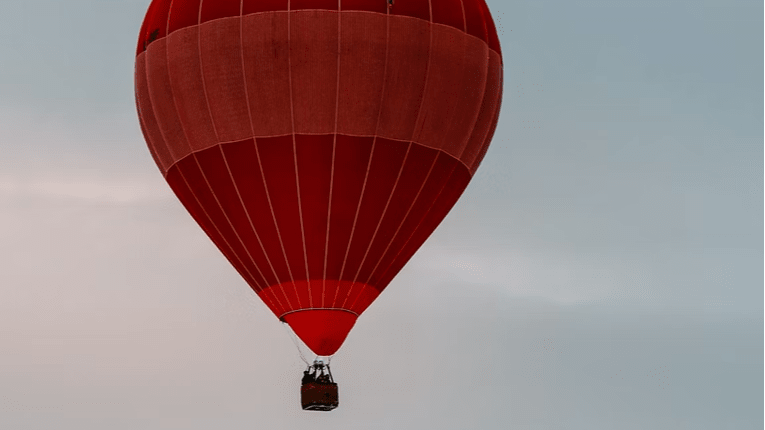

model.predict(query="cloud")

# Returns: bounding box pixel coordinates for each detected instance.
[0,179,169,204]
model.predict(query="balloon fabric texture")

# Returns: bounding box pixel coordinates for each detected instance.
[135,0,503,356]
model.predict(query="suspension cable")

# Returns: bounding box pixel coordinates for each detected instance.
[281,321,311,367]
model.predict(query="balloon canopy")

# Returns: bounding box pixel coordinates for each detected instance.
[135,0,503,356]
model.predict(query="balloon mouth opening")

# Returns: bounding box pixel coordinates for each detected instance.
[282,309,358,356]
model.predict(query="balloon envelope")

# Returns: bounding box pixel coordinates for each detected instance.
[135,0,503,356]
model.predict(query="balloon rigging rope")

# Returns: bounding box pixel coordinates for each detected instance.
[282,321,311,367]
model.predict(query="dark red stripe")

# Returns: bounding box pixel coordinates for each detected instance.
[165,164,266,292]
[220,139,293,284]
[342,137,410,282]
[376,163,470,288]
[168,0,201,33]
[138,0,502,56]
[432,0,464,30]
[201,0,240,23]
[325,135,375,282]
[371,151,468,287]
[295,135,334,288]
[357,142,440,282]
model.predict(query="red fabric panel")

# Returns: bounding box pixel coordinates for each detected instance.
[377,159,471,287]
[257,285,285,316]
[194,144,278,289]
[139,0,172,54]
[369,151,462,286]
[199,18,252,143]
[336,12,387,137]
[356,143,439,284]
[295,135,333,295]
[342,137,409,283]
[324,135,374,285]
[256,135,309,306]
[220,139,293,286]
[390,0,430,21]
[341,0,387,13]
[290,11,339,135]
[442,34,489,158]
[412,24,467,155]
[261,280,379,316]
[462,0,487,43]
[200,0,241,24]
[282,309,357,356]
[376,17,430,141]
[291,0,338,11]
[136,3,152,55]
[145,40,193,164]
[141,11,499,170]
[166,27,218,153]
[152,0,173,36]
[346,283,379,314]
[463,50,502,173]
[165,164,269,296]
[241,12,293,137]
[135,53,172,173]
[479,0,501,54]
[134,101,163,172]
[168,0,201,33]
[174,155,269,291]
[243,0,288,14]
[432,0,465,30]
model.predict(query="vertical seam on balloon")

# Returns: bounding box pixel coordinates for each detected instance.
[144,27,262,293]
[287,1,310,309]
[339,0,434,308]
[194,0,273,292]
[236,12,296,313]
[458,0,467,32]
[227,0,289,313]
[341,142,412,310]
[361,148,438,287]
[166,0,173,38]
[408,0,434,143]
[135,57,163,174]
[252,143,295,312]
[330,3,392,309]
[244,13,298,313]
[332,139,375,309]
[197,8,281,306]
[374,160,461,286]
[323,0,343,308]
[440,25,471,157]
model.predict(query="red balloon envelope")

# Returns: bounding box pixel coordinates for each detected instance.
[135,0,503,356]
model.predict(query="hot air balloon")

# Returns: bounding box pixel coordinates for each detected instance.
[135,0,502,411]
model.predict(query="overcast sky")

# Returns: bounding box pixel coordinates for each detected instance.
[0,0,762,428]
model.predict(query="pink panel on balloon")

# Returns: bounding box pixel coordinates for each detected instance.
[336,11,387,137]
[145,39,193,163]
[241,12,293,137]
[166,26,218,153]
[199,17,252,143]
[412,24,469,156]
[463,50,502,173]
[290,10,339,135]
[375,16,431,141]
[135,53,173,173]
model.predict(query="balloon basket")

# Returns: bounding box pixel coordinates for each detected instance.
[301,382,339,411]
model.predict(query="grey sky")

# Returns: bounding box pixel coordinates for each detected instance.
[0,0,761,428]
